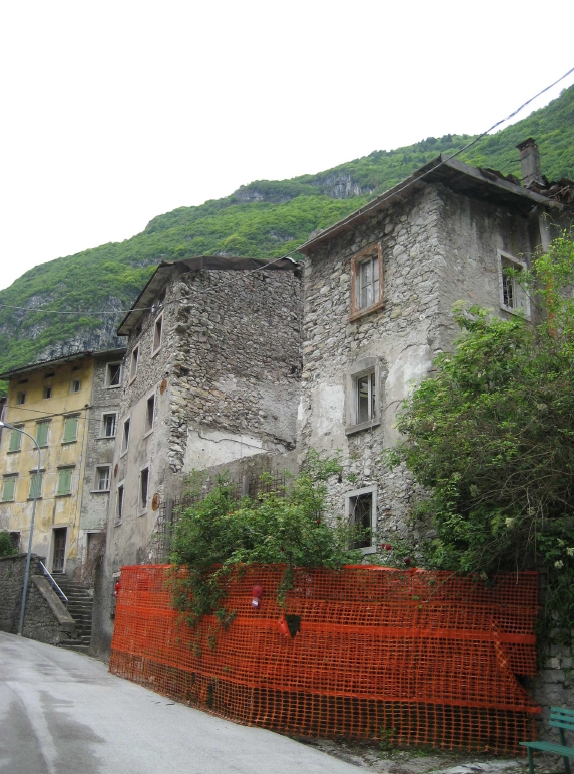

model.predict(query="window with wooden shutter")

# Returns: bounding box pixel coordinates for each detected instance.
[28,471,43,499]
[62,416,78,443]
[57,468,73,496]
[36,421,50,447]
[8,427,23,453]
[2,476,17,502]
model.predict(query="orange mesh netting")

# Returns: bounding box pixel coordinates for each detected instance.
[109,565,540,754]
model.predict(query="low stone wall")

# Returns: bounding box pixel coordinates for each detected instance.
[0,553,74,645]
[532,639,574,739]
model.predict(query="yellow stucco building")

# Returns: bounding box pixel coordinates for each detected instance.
[0,349,124,574]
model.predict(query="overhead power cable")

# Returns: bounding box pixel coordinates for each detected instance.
[0,65,572,322]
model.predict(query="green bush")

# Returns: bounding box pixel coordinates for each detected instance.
[385,232,574,643]
[0,531,17,557]
[169,453,363,627]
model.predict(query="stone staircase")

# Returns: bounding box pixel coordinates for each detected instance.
[52,574,93,654]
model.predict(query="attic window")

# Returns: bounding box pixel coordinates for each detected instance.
[350,243,383,321]
[44,372,55,379]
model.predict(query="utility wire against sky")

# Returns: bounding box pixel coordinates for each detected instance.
[0,65,573,322]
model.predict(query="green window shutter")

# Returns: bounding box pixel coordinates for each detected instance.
[8,429,22,452]
[36,422,49,447]
[57,468,72,495]
[2,477,16,501]
[29,472,43,499]
[63,416,78,443]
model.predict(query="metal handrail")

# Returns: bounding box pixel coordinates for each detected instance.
[38,561,68,606]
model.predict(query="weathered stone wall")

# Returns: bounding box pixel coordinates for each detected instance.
[0,554,61,644]
[297,182,544,544]
[168,267,302,472]
[298,186,445,538]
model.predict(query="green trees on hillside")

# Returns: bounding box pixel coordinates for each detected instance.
[0,85,572,381]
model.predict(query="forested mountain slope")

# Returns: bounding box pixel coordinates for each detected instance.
[0,85,572,380]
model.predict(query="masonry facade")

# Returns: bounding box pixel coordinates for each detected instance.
[296,154,570,550]
[92,256,302,655]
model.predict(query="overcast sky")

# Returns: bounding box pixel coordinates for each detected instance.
[0,1,572,292]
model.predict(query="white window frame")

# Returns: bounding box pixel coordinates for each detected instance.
[100,412,117,439]
[144,393,155,436]
[139,465,150,512]
[43,385,53,400]
[116,481,125,524]
[345,485,377,555]
[350,242,383,321]
[498,251,531,320]
[105,362,122,388]
[152,313,163,356]
[346,357,381,435]
[70,378,82,394]
[16,392,26,405]
[120,417,130,456]
[93,465,111,492]
[129,346,139,383]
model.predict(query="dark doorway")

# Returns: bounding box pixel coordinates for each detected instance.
[52,528,67,573]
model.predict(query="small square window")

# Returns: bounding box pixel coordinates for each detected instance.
[70,379,81,393]
[345,486,377,553]
[106,362,122,387]
[36,421,50,448]
[129,347,139,382]
[351,243,383,320]
[28,471,43,499]
[62,415,79,443]
[145,395,155,433]
[140,468,149,510]
[152,315,163,353]
[101,413,117,438]
[94,466,110,491]
[117,484,124,521]
[17,392,26,405]
[121,419,130,454]
[2,475,17,502]
[57,467,73,496]
[8,426,23,453]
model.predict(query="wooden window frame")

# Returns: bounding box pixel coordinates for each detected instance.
[350,242,384,321]
[2,475,17,502]
[56,466,74,497]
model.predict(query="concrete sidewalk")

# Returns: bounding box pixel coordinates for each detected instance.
[0,631,361,774]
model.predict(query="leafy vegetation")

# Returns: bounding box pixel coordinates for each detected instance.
[385,234,574,643]
[0,85,573,387]
[0,531,17,557]
[169,453,362,627]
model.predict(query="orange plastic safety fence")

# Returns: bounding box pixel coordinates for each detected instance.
[109,565,540,754]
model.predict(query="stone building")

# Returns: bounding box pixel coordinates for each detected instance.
[295,142,571,551]
[92,256,302,655]
[0,348,124,574]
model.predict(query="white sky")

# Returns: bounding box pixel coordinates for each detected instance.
[0,0,573,292]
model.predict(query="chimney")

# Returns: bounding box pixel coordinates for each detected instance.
[516,138,544,188]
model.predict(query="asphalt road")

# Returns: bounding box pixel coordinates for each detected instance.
[0,631,361,774]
